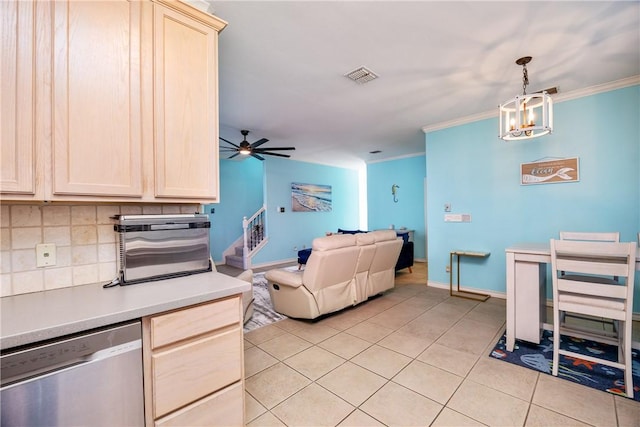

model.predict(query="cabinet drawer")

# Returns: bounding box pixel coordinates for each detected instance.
[155,382,243,427]
[153,327,242,418]
[150,296,240,349]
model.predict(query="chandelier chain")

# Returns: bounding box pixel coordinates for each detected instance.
[522,65,529,95]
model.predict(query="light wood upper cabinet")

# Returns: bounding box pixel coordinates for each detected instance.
[50,0,144,198]
[1,1,38,198]
[0,0,226,203]
[153,1,223,200]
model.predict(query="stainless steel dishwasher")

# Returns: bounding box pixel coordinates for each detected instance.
[1,320,144,426]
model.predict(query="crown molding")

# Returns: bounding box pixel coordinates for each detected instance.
[421,75,640,134]
[366,152,426,165]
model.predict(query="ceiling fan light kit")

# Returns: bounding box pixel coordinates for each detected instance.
[499,56,553,141]
[220,130,295,161]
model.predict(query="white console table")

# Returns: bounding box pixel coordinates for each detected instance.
[505,243,640,352]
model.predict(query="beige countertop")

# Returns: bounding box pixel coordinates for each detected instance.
[1,271,250,350]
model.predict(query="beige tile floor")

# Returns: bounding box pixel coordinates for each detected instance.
[242,264,640,426]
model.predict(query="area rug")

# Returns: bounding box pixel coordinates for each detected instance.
[243,270,289,333]
[490,330,640,401]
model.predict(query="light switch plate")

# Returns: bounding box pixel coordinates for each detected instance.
[444,213,472,222]
[36,243,56,267]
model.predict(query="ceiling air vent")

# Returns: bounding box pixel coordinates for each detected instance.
[345,66,378,84]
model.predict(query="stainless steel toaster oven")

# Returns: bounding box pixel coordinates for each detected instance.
[113,214,212,285]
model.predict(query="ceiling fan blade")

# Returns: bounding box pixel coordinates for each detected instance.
[254,147,296,151]
[251,152,265,161]
[220,147,238,152]
[260,151,291,158]
[250,138,269,149]
[220,137,240,148]
[227,152,240,159]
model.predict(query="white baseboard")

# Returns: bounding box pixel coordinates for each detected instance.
[428,280,639,320]
[249,258,298,270]
[427,280,506,300]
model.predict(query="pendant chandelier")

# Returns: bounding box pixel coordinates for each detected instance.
[499,56,553,141]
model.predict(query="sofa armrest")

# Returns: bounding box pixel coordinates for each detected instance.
[265,269,304,288]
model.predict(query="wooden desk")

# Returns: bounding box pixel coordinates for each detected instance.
[505,243,640,352]
[449,250,491,301]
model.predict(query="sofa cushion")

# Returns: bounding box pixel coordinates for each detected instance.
[356,233,376,246]
[370,229,399,242]
[313,233,356,251]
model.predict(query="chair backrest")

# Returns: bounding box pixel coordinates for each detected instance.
[550,239,636,316]
[559,231,619,242]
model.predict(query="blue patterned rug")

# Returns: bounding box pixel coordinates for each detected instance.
[490,330,640,401]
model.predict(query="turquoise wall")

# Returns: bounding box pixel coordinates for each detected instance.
[206,158,264,262]
[251,157,360,266]
[425,85,640,310]
[367,155,426,259]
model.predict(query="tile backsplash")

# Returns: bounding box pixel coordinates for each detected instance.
[0,203,202,297]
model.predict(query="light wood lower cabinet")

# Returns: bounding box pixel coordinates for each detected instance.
[155,382,243,427]
[142,296,245,427]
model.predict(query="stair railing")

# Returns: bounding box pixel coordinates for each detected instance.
[242,205,267,269]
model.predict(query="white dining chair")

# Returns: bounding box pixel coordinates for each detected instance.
[550,239,636,398]
[558,232,621,330]
[559,231,619,242]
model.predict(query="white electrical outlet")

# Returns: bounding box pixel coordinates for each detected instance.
[36,243,56,267]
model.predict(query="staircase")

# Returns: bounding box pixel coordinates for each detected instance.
[224,205,267,270]
[225,246,245,270]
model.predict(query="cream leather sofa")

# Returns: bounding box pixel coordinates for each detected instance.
[265,230,402,319]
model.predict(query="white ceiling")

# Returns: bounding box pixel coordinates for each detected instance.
[211,1,640,169]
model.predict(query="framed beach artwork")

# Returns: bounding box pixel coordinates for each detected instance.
[291,182,332,212]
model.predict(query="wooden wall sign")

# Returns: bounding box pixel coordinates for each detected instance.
[520,157,579,185]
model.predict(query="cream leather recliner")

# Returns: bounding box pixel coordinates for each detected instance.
[265,234,359,319]
[367,230,403,295]
[353,232,376,305]
[235,269,255,324]
[211,260,254,325]
[265,230,402,319]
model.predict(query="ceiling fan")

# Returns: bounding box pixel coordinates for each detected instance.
[220,130,295,161]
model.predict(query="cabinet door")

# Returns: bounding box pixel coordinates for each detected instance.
[153,3,219,200]
[51,0,143,197]
[1,1,37,197]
